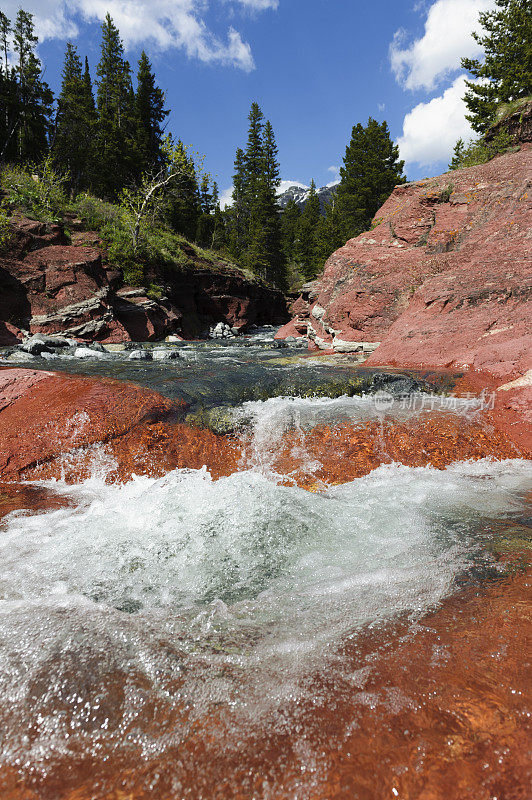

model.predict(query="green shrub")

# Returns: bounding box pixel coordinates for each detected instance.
[1,164,42,211]
[449,129,514,171]
[71,193,121,229]
[439,183,454,203]
[0,159,67,219]
[123,262,145,286]
[0,205,13,253]
[147,283,165,300]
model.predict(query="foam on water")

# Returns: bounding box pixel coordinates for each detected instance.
[0,451,531,768]
[234,393,484,473]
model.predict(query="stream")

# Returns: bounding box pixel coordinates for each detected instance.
[0,329,530,799]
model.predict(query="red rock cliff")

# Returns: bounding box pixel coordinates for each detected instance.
[280,145,531,449]
[0,218,288,344]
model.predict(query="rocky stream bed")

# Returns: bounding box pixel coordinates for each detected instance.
[0,328,530,800]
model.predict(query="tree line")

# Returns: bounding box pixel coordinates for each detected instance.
[0,10,221,250]
[1,2,526,290]
[0,9,406,290]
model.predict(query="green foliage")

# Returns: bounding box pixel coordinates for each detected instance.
[93,14,143,198]
[71,192,121,228]
[448,129,514,170]
[165,138,201,241]
[279,117,405,289]
[0,9,53,164]
[439,183,454,202]
[295,179,321,280]
[136,50,168,170]
[52,43,96,194]
[147,283,165,300]
[0,157,67,218]
[336,117,405,241]
[227,102,287,288]
[461,0,532,133]
[0,203,12,252]
[448,138,466,170]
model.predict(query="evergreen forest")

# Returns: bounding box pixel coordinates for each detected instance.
[1,4,527,290]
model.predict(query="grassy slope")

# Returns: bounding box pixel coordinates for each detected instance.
[0,165,256,294]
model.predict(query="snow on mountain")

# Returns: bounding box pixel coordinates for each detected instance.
[276,181,339,213]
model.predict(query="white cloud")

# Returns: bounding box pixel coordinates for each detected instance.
[231,0,279,8]
[390,0,495,91]
[0,0,279,71]
[220,185,235,209]
[397,74,476,167]
[326,165,340,185]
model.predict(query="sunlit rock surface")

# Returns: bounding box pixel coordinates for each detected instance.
[281,146,531,394]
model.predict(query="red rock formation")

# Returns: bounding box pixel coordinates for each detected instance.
[0,218,287,343]
[1,368,526,487]
[281,145,531,448]
[0,368,245,483]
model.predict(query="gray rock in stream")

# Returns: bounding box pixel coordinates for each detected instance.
[152,348,181,361]
[74,346,111,360]
[20,334,74,354]
[7,350,35,362]
[129,349,153,361]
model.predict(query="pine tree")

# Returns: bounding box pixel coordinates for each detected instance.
[211,181,220,209]
[336,117,405,240]
[53,43,96,193]
[315,196,343,268]
[242,102,265,207]
[11,10,53,162]
[94,14,142,197]
[136,51,168,171]
[196,175,214,246]
[227,147,247,260]
[296,179,321,279]
[251,117,286,286]
[211,191,226,251]
[462,0,532,134]
[0,12,18,162]
[448,138,466,170]
[199,174,213,213]
[166,139,200,240]
[83,57,94,109]
[281,197,301,263]
[228,106,286,286]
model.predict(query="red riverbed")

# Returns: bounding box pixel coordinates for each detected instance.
[0,368,530,800]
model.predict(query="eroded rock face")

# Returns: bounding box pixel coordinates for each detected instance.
[0,218,288,343]
[284,146,531,408]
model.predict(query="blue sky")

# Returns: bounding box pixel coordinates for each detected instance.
[3,0,494,201]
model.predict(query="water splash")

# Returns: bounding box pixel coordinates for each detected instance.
[0,457,530,774]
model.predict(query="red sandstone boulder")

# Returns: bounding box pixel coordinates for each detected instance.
[287,146,531,392]
[0,322,22,345]
[0,368,247,483]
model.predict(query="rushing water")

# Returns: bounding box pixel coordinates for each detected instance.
[0,333,530,799]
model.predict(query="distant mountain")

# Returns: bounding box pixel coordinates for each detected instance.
[276,182,338,214]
